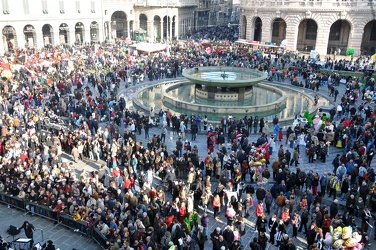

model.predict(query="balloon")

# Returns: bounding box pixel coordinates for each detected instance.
[333,232,342,241]
[353,242,363,250]
[332,239,344,249]
[335,226,343,233]
[352,232,362,243]
[323,235,333,246]
[344,238,357,247]
[342,227,352,240]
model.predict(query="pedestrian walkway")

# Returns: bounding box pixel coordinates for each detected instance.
[0,203,102,250]
[1,74,368,250]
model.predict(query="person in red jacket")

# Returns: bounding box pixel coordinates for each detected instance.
[178,202,187,223]
[165,213,175,229]
[321,214,331,237]
[256,201,264,217]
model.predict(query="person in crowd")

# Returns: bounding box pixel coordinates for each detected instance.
[17,221,35,249]
[0,25,374,250]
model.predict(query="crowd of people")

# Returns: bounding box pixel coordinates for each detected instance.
[0,25,375,250]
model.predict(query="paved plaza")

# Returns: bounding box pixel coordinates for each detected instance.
[1,74,373,250]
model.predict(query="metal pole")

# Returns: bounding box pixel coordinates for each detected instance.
[35,228,44,242]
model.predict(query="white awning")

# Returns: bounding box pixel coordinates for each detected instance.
[135,43,166,53]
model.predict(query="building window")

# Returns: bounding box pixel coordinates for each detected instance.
[41,0,48,14]
[272,22,280,37]
[42,0,48,14]
[59,0,65,13]
[305,20,317,40]
[76,1,81,13]
[2,0,9,14]
[23,0,29,14]
[91,1,95,13]
[329,21,341,41]
[370,22,376,41]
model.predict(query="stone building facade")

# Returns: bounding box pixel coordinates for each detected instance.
[239,0,376,56]
[0,0,197,53]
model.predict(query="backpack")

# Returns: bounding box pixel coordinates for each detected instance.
[359,167,366,177]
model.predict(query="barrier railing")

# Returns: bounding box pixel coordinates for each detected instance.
[0,192,28,213]
[0,192,108,249]
[27,202,58,223]
[92,228,108,249]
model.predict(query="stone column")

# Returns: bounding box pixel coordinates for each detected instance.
[84,28,91,44]
[134,16,139,31]
[147,21,154,42]
[175,18,179,39]
[285,21,299,52]
[246,16,254,41]
[104,21,110,40]
[315,25,330,57]
[98,23,104,42]
[261,18,272,43]
[36,32,44,49]
[160,20,164,40]
[53,30,60,46]
[127,21,130,38]
[16,30,25,49]
[348,27,363,57]
[181,19,185,36]
[169,17,172,40]
[69,29,76,45]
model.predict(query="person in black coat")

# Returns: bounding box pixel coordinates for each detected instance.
[17,221,35,249]
[258,231,268,250]
[222,225,234,246]
[191,121,198,141]
[330,199,339,219]
[256,186,266,203]
[268,215,278,245]
[250,237,261,250]
[17,221,35,239]
[213,235,229,250]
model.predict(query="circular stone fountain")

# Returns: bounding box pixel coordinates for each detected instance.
[132,66,320,122]
[182,66,267,101]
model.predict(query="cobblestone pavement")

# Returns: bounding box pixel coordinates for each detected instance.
[113,76,375,249]
[2,76,373,250]
[0,203,102,250]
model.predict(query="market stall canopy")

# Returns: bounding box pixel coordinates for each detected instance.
[135,43,166,53]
